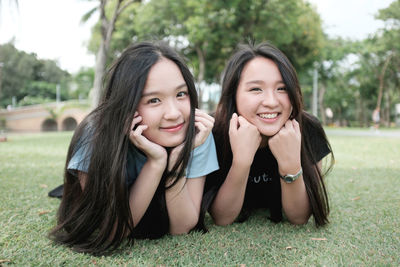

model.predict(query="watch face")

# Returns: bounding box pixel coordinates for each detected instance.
[283,176,294,183]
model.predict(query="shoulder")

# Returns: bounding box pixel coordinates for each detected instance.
[187,133,219,178]
[66,119,95,175]
[302,112,327,141]
[301,112,331,162]
[193,132,215,153]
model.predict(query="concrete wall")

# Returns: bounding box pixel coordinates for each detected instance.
[0,102,90,132]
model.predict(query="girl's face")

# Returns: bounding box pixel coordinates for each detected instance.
[235,56,292,137]
[137,58,191,147]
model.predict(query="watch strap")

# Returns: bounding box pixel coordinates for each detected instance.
[280,167,303,183]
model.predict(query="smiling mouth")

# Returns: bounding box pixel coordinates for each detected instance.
[160,122,185,132]
[258,113,278,119]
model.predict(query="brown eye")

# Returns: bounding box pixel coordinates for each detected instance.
[147,98,161,104]
[177,91,188,98]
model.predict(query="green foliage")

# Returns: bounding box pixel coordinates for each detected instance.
[70,67,95,100]
[0,131,399,265]
[109,0,325,83]
[0,42,72,108]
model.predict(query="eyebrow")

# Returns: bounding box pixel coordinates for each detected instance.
[141,83,187,97]
[245,80,285,85]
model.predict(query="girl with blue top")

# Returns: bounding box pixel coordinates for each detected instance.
[50,41,219,255]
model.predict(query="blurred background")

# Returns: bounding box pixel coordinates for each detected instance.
[0,0,399,133]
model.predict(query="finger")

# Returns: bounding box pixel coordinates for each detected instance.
[194,122,208,142]
[237,115,249,127]
[131,115,142,130]
[132,124,148,137]
[292,119,300,133]
[195,115,214,129]
[195,121,208,134]
[195,109,215,123]
[130,125,148,146]
[284,119,294,132]
[229,113,238,133]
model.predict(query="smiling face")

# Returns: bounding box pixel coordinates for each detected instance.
[137,58,190,147]
[236,56,293,138]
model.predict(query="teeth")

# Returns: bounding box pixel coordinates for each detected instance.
[259,113,277,119]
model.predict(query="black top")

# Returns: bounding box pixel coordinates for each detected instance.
[205,116,331,223]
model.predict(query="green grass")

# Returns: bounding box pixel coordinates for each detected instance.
[1,130,399,266]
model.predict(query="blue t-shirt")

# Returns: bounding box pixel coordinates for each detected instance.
[68,133,219,186]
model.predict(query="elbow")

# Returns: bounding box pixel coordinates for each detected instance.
[287,214,311,225]
[209,208,236,226]
[170,215,199,235]
[211,214,235,226]
[214,220,233,226]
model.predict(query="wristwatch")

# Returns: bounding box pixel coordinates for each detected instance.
[280,168,303,184]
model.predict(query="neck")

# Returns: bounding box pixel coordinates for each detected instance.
[259,136,269,148]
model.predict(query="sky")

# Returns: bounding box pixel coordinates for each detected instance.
[0,0,395,74]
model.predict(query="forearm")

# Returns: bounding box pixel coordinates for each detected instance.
[210,160,251,226]
[129,159,166,226]
[281,175,311,224]
[165,177,199,235]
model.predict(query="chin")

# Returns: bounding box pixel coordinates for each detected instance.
[158,137,185,148]
[258,128,280,137]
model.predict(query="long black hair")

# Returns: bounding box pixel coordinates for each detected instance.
[202,42,333,227]
[49,42,198,255]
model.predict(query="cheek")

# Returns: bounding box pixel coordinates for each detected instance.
[235,91,245,113]
[236,93,254,117]
[282,97,293,119]
[181,99,191,120]
[137,106,156,127]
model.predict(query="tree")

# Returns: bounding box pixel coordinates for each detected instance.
[374,0,400,125]
[0,42,70,107]
[112,0,325,108]
[70,67,95,100]
[84,0,141,108]
[313,37,354,125]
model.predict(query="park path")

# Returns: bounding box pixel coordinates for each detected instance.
[325,128,400,138]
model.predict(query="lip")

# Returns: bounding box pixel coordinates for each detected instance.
[160,122,185,132]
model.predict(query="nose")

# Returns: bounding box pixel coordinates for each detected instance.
[163,99,181,120]
[261,90,278,107]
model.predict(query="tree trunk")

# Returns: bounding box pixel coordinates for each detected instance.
[376,53,392,111]
[318,83,326,125]
[91,0,139,109]
[92,42,107,108]
[195,44,206,109]
[385,90,390,127]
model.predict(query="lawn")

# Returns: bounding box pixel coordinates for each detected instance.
[0,130,399,266]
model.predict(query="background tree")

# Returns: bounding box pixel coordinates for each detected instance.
[84,0,142,108]
[105,0,325,108]
[0,42,70,108]
[314,37,355,126]
[374,0,400,126]
[70,67,95,101]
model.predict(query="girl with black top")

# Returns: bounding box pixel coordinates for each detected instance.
[49,42,218,255]
[203,42,334,227]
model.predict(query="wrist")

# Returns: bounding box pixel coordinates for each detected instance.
[232,156,253,168]
[147,156,167,170]
[278,163,302,177]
